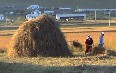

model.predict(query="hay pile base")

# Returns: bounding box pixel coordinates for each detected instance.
[8,14,72,57]
[92,46,105,55]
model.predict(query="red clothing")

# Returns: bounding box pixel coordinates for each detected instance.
[85,38,93,54]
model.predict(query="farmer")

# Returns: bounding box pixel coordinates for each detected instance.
[85,35,94,54]
[98,32,104,48]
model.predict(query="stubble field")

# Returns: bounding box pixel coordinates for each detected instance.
[0,26,116,73]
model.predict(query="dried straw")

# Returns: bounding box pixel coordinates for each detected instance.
[7,14,72,57]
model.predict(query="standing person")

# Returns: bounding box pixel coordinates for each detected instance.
[98,32,104,48]
[85,35,94,54]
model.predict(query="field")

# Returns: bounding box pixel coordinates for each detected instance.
[0,26,116,73]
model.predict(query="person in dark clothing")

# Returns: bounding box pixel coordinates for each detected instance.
[85,35,94,54]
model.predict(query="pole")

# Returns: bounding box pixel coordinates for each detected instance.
[109,12,111,26]
[77,4,78,11]
[95,10,96,21]
[6,15,7,26]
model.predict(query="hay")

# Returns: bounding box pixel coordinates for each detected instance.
[91,46,106,55]
[72,40,82,48]
[107,50,116,56]
[8,14,72,57]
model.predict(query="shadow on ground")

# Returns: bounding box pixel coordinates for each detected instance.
[107,50,116,56]
[0,62,116,73]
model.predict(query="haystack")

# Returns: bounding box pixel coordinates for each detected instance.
[8,14,72,57]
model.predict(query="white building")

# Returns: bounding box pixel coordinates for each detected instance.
[27,5,40,10]
[26,14,40,20]
[31,10,41,14]
[56,14,86,20]
[0,14,4,21]
[59,7,71,10]
[44,11,54,14]
[26,10,41,20]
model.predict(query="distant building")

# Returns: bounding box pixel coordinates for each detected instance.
[59,7,71,10]
[0,14,4,21]
[27,5,40,10]
[31,10,41,14]
[44,10,54,14]
[25,10,41,20]
[26,14,40,20]
[56,14,86,21]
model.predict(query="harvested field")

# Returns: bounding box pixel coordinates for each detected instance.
[0,54,116,73]
[0,36,11,49]
[64,31,116,49]
[0,27,116,51]
[0,26,116,73]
